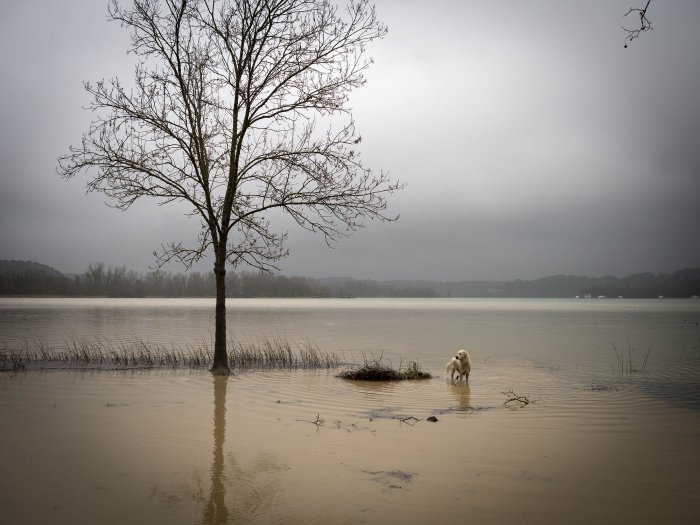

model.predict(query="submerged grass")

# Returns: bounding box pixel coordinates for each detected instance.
[229,336,340,369]
[0,335,341,372]
[2,337,425,379]
[337,355,431,381]
[612,343,651,374]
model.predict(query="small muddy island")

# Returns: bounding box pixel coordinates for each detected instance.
[337,357,432,381]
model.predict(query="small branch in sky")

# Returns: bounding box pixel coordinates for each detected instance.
[622,0,653,48]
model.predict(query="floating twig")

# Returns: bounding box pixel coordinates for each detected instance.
[502,389,531,408]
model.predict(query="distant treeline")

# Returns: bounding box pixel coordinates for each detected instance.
[0,260,329,298]
[1,260,699,298]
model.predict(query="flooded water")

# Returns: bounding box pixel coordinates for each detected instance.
[1,297,699,523]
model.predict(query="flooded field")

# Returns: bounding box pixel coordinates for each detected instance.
[1,298,699,523]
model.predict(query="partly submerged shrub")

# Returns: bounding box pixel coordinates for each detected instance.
[337,357,431,381]
[401,360,431,380]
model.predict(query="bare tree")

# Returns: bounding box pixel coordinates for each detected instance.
[623,0,653,48]
[84,262,107,293]
[59,0,401,373]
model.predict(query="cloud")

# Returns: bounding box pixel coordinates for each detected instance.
[1,0,699,279]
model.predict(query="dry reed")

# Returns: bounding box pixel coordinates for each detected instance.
[612,343,651,374]
[0,335,340,372]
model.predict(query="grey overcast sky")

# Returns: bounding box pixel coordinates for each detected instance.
[1,1,699,281]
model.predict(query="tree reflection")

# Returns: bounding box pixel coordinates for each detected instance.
[201,374,229,525]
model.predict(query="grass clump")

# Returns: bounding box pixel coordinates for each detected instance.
[337,356,431,381]
[0,348,25,371]
[612,343,651,374]
[229,337,340,369]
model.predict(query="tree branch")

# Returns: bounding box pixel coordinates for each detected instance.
[622,0,653,48]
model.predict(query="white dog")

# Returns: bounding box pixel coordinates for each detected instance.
[446,349,472,382]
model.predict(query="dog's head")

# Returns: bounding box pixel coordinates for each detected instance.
[456,349,469,362]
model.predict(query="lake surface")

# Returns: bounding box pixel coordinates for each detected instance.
[1,297,699,523]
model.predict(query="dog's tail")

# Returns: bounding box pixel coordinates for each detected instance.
[462,350,472,379]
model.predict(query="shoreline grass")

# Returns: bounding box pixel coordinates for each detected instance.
[0,335,341,372]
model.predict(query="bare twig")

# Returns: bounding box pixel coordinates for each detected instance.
[502,389,531,408]
[586,384,619,392]
[622,0,653,48]
[641,345,651,373]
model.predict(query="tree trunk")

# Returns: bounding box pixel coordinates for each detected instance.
[211,253,230,374]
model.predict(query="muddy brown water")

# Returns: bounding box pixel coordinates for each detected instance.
[1,297,699,524]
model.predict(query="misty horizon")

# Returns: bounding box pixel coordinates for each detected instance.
[3,259,699,301]
[6,256,700,284]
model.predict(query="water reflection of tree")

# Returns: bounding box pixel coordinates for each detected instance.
[201,375,230,525]
[199,375,286,525]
